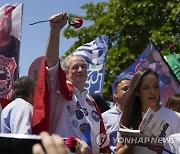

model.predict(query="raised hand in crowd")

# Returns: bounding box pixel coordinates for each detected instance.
[32,132,91,154]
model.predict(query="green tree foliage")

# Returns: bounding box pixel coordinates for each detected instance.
[63,0,180,101]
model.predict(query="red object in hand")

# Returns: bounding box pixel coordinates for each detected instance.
[169,44,175,50]
[69,17,83,29]
[65,136,77,148]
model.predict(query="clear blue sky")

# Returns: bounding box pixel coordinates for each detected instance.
[0,0,107,76]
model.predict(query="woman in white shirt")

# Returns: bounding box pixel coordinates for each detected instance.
[116,68,180,154]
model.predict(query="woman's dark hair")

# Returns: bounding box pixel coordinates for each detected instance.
[120,68,159,129]
[165,94,180,113]
[14,76,36,99]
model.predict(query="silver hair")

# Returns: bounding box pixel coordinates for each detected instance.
[61,55,87,71]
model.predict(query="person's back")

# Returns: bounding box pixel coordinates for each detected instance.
[1,98,33,134]
[1,76,36,134]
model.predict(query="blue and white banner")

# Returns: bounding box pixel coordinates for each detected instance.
[112,41,180,105]
[72,35,108,96]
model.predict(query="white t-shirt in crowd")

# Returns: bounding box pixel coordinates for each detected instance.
[117,106,180,154]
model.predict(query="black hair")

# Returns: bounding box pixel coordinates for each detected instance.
[14,76,36,99]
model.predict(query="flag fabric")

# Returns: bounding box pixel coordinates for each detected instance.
[82,124,92,149]
[72,35,108,96]
[164,53,180,82]
[112,41,180,106]
[0,3,23,107]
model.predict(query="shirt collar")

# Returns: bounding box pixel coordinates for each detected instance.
[66,80,88,95]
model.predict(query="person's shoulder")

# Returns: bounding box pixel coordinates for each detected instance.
[102,108,111,117]
[1,100,16,115]
[102,106,117,117]
[12,36,20,43]
[173,110,180,118]
[160,106,176,113]
[169,133,180,138]
[11,36,20,51]
[168,133,180,154]
[160,106,171,111]
[2,99,16,110]
[12,98,32,109]
[12,99,33,114]
[160,106,180,117]
[18,98,33,106]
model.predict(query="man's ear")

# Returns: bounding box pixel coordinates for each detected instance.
[113,93,118,104]
[64,69,69,74]
[114,91,118,98]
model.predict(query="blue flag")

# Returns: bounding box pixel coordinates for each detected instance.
[112,41,180,105]
[72,36,108,96]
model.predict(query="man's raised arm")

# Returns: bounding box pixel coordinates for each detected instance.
[45,12,67,68]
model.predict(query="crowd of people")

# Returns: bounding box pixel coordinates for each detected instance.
[0,11,180,154]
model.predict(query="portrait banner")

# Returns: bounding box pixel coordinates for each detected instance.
[0,3,23,106]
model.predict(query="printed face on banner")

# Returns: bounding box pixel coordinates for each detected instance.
[0,6,13,39]
[0,3,23,101]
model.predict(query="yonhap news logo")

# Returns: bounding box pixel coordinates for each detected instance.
[117,136,175,144]
[96,133,110,148]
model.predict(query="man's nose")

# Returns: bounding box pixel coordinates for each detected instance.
[78,66,83,71]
